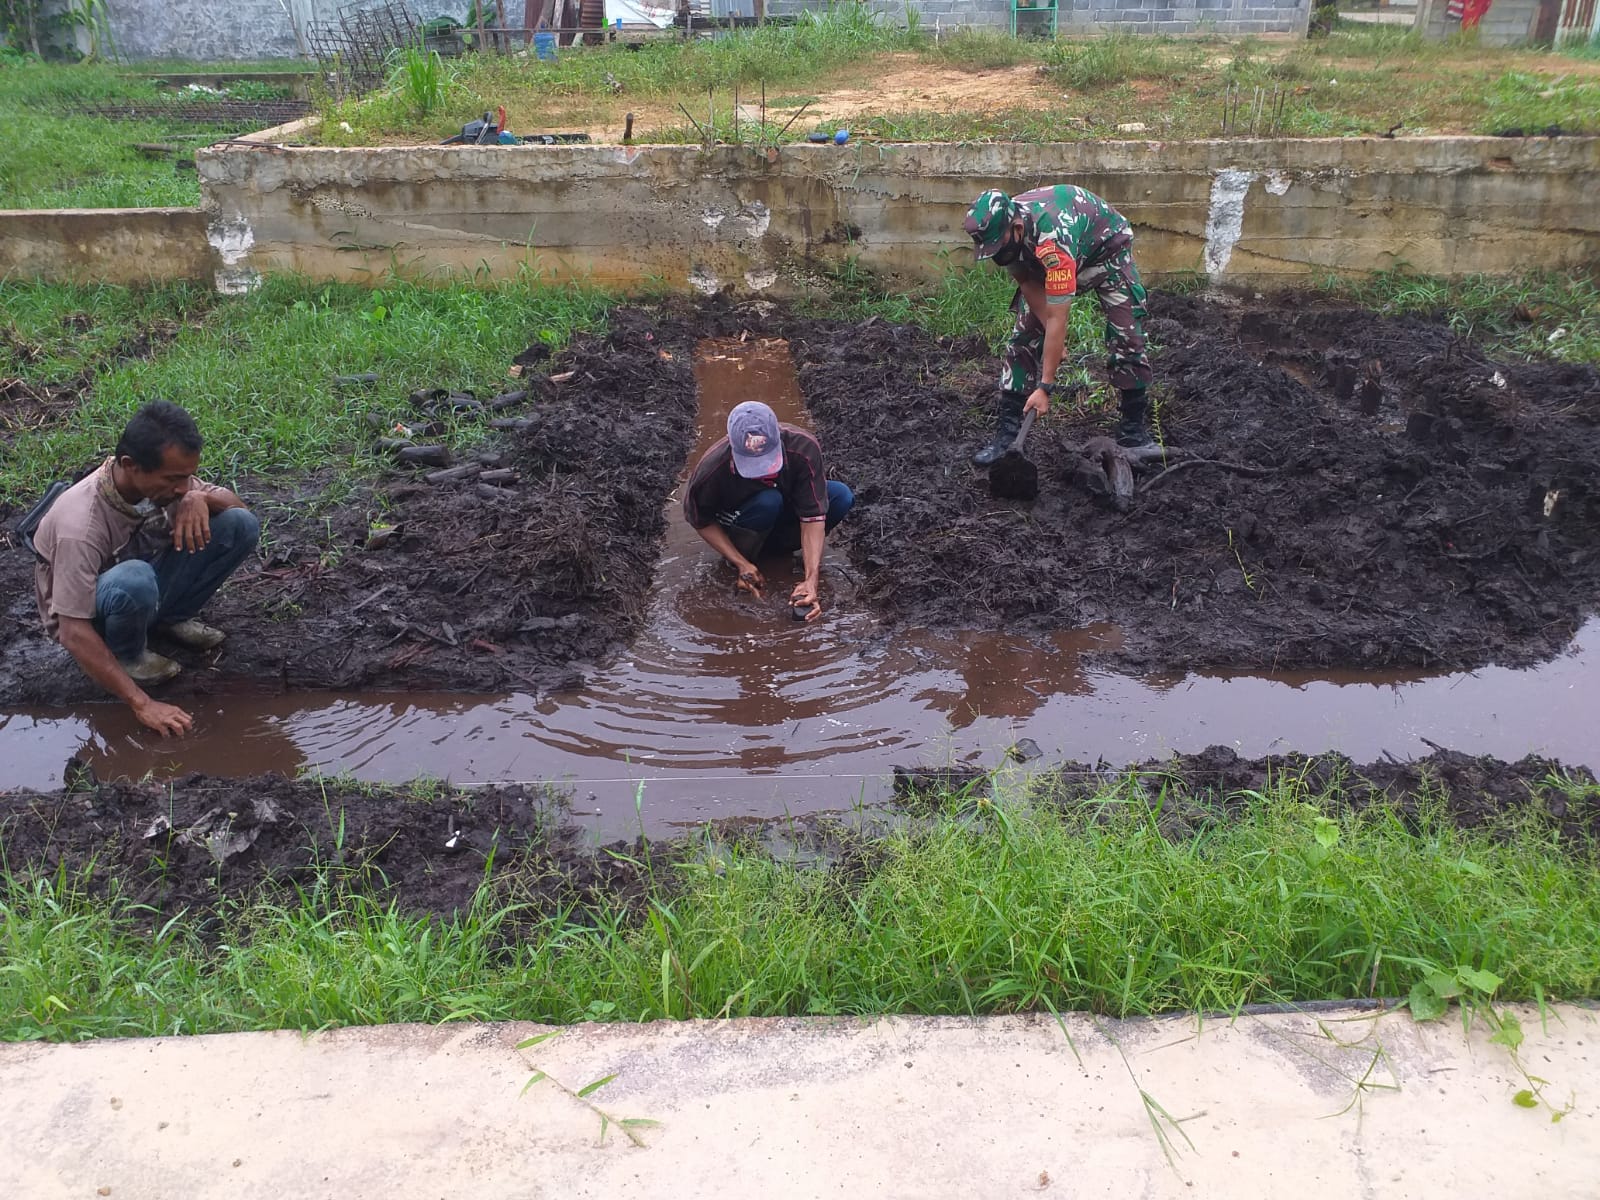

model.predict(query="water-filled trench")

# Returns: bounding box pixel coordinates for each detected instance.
[3,339,1594,833]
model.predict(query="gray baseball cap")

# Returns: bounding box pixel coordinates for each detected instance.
[727,401,784,478]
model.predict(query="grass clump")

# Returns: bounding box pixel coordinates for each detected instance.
[1322,268,1600,365]
[0,272,613,504]
[926,29,1035,73]
[5,781,1599,1040]
[1043,33,1202,90]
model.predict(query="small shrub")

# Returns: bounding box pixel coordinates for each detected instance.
[1043,33,1200,90]
[928,30,1034,72]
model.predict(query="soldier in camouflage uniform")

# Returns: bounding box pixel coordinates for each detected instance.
[962,185,1155,465]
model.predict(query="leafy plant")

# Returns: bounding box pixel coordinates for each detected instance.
[392,43,450,118]
[0,0,114,61]
[1043,33,1201,90]
[1407,964,1576,1122]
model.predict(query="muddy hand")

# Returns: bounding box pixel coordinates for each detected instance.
[736,566,766,600]
[790,581,822,622]
[134,697,194,737]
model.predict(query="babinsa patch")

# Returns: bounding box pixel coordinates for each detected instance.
[1038,238,1077,299]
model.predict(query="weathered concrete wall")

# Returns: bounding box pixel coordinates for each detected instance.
[105,0,462,62]
[0,208,219,285]
[769,0,1311,36]
[194,137,1600,293]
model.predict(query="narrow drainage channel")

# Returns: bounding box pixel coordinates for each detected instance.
[2,339,1596,833]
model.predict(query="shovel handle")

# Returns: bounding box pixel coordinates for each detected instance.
[1012,407,1037,452]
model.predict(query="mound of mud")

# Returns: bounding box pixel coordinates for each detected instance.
[1031,744,1600,843]
[794,295,1600,671]
[0,772,655,921]
[4,747,1592,922]
[0,310,700,705]
[3,294,1597,708]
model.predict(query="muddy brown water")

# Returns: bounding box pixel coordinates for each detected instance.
[3,339,1596,833]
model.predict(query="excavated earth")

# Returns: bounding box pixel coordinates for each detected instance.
[0,746,1593,922]
[1,292,1598,706]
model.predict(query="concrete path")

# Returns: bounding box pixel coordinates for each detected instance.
[2,1006,1595,1198]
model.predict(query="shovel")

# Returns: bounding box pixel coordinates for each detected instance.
[988,408,1039,501]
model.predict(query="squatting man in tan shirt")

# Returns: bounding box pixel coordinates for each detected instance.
[31,401,259,736]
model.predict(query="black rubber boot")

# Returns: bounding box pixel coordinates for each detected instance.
[972,390,1028,467]
[1116,388,1153,448]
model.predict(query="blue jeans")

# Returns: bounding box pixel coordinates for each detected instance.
[94,507,260,660]
[724,480,853,558]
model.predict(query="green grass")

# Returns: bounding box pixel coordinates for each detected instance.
[4,776,1599,1041]
[926,29,1035,73]
[321,2,923,146]
[1043,32,1203,90]
[0,273,613,504]
[1321,269,1600,364]
[0,59,249,207]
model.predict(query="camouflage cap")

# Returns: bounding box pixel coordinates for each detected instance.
[963,189,1017,261]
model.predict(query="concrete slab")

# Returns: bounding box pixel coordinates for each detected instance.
[1,1006,1595,1198]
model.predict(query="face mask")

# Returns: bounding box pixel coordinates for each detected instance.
[992,239,1022,267]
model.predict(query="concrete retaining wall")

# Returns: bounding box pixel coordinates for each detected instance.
[0,208,219,285]
[192,137,1600,293]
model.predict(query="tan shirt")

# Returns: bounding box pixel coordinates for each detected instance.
[33,459,222,638]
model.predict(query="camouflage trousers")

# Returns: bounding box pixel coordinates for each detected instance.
[998,245,1153,394]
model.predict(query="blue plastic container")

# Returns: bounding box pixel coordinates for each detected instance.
[534,30,557,62]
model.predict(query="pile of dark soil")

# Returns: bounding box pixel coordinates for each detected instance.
[0,771,655,922]
[4,747,1591,924]
[0,309,700,705]
[4,293,1597,707]
[793,294,1600,671]
[1031,745,1600,843]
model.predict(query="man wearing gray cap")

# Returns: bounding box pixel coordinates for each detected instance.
[682,401,854,621]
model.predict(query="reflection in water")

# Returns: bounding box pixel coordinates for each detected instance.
[4,623,1597,835]
[3,339,1596,835]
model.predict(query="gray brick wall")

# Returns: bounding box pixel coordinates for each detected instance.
[105,0,1316,62]
[105,0,464,62]
[768,0,1311,35]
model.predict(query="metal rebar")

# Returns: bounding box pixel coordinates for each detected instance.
[775,100,812,141]
[676,102,708,142]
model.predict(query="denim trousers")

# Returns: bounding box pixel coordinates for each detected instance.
[722,480,854,559]
[94,507,260,660]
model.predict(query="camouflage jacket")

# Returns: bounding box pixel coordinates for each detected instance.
[1011,185,1133,303]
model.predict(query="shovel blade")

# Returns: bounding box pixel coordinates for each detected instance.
[989,450,1039,501]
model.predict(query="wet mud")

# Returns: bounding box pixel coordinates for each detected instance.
[0,771,657,923]
[0,310,700,705]
[793,295,1600,671]
[3,293,1598,712]
[1029,744,1600,844]
[2,747,1593,924]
